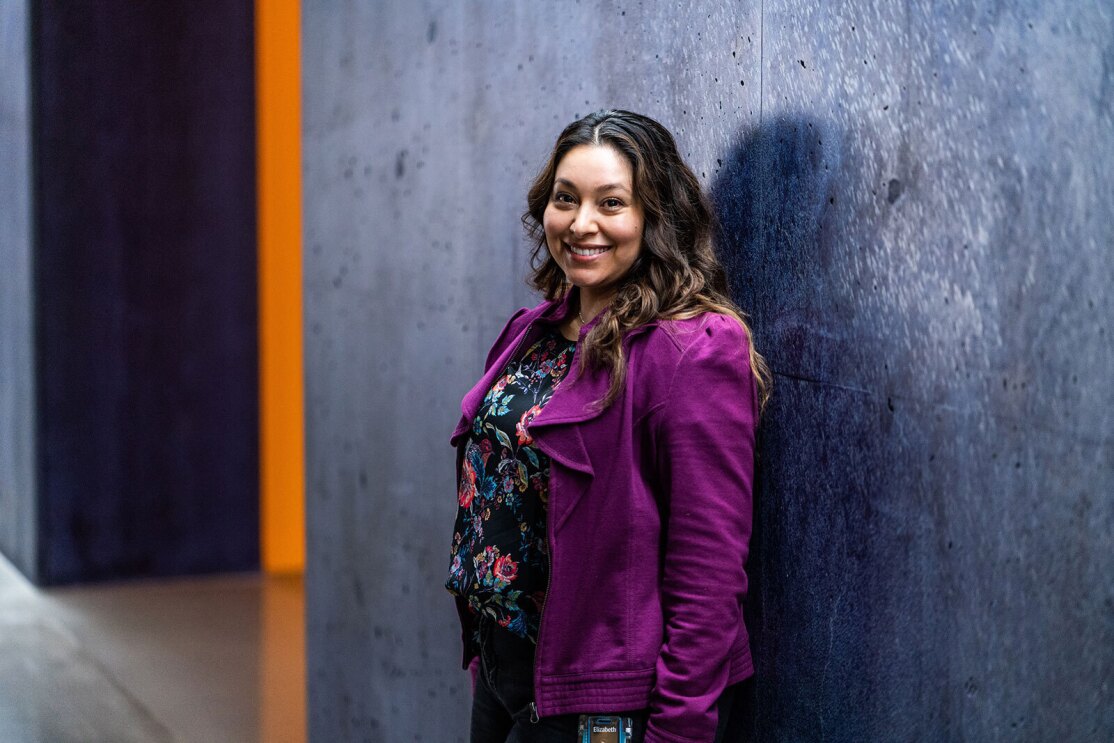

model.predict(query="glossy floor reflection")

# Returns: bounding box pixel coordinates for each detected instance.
[0,555,305,743]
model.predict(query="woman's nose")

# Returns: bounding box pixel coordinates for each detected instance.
[570,206,597,237]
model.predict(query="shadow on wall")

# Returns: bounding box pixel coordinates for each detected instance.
[713,115,841,374]
[711,115,845,740]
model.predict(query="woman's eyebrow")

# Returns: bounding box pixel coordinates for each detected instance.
[554,178,630,193]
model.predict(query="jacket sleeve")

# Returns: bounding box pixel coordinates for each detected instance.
[645,314,758,743]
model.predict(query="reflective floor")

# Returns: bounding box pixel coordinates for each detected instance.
[0,555,305,743]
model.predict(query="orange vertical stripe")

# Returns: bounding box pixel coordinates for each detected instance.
[256,0,305,574]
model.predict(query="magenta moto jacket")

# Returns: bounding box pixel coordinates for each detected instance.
[450,290,758,743]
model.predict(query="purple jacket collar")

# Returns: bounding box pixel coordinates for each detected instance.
[453,288,659,481]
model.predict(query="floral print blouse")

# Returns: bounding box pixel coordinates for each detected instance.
[446,326,577,642]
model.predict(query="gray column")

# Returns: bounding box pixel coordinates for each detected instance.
[0,0,38,581]
[302,2,1113,740]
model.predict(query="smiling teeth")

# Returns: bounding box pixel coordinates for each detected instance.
[569,244,609,256]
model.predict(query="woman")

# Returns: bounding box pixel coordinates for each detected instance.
[447,110,771,743]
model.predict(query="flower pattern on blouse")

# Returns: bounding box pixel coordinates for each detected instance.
[446,327,577,642]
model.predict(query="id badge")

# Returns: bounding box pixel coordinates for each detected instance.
[577,715,634,743]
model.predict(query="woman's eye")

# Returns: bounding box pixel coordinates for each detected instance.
[603,198,623,209]
[553,192,575,204]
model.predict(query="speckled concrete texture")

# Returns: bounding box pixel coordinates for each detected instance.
[0,1,38,581]
[302,2,1113,740]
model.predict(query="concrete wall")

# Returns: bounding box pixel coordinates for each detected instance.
[302,2,1113,740]
[0,0,37,581]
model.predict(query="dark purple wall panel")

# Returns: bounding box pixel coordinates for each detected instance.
[31,1,258,584]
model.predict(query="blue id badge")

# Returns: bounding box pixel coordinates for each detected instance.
[577,715,634,743]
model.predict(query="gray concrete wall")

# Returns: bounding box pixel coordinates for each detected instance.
[303,2,1113,741]
[0,0,38,582]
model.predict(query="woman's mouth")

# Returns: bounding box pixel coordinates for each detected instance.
[566,242,611,258]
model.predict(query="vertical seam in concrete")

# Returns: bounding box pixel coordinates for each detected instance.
[758,0,764,122]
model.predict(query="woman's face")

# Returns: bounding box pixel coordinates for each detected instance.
[543,144,645,302]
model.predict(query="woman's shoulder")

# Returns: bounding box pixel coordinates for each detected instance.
[625,312,752,399]
[640,311,752,358]
[481,298,557,370]
[499,297,556,335]
[634,313,757,418]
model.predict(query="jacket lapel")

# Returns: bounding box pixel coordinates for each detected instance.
[527,320,661,529]
[525,358,610,475]
[450,293,660,530]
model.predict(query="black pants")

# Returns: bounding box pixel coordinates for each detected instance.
[470,616,738,743]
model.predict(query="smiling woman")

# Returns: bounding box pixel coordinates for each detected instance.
[543,145,645,326]
[446,110,772,743]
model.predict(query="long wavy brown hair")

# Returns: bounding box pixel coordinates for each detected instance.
[522,109,772,416]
